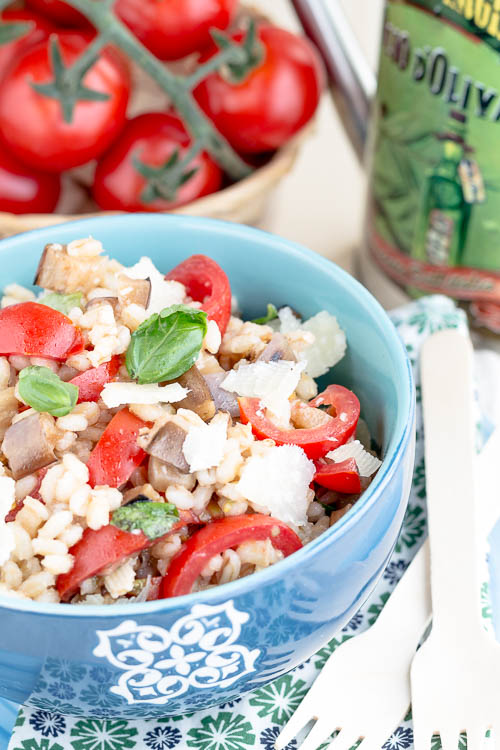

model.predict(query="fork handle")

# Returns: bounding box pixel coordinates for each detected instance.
[370,540,431,653]
[421,330,482,638]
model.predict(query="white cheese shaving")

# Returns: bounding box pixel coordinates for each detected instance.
[326,439,382,477]
[100,382,189,408]
[0,476,16,565]
[278,306,301,333]
[221,360,305,425]
[182,412,229,472]
[125,256,185,315]
[279,307,347,378]
[300,311,346,377]
[237,444,315,528]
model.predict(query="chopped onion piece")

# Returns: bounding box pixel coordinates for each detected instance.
[326,440,382,477]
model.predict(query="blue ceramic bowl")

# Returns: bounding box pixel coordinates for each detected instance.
[0,215,415,718]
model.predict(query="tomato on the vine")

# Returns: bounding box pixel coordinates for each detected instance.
[0,9,54,81]
[194,24,325,154]
[114,0,238,61]
[0,32,130,173]
[93,112,223,212]
[0,141,60,214]
[25,0,88,28]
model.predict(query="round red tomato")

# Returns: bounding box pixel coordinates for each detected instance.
[93,112,223,212]
[0,32,130,173]
[0,141,60,214]
[0,9,53,81]
[25,0,87,27]
[194,24,325,154]
[114,0,238,61]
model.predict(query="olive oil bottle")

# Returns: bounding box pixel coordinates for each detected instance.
[293,0,500,336]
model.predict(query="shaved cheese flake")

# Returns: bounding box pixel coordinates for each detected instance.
[182,412,229,472]
[279,307,347,378]
[237,444,315,528]
[101,382,189,408]
[0,476,16,565]
[299,311,346,378]
[278,306,301,333]
[125,257,185,314]
[221,360,305,425]
[327,440,382,477]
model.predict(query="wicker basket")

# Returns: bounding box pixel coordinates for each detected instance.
[0,123,310,240]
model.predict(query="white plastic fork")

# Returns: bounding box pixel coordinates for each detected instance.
[411,330,500,750]
[275,539,432,750]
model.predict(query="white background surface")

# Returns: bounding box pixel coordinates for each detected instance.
[255,0,385,274]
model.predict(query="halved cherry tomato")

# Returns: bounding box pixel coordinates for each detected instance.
[0,302,83,360]
[314,458,361,494]
[25,0,88,28]
[115,0,238,61]
[56,509,198,602]
[0,141,60,214]
[0,32,130,172]
[70,355,121,403]
[238,385,360,460]
[159,514,302,598]
[165,254,231,336]
[92,112,222,213]
[87,408,147,488]
[0,9,54,81]
[194,25,325,154]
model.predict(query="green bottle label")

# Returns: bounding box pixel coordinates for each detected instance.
[367,0,500,332]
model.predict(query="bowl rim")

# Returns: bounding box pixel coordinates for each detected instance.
[0,213,415,618]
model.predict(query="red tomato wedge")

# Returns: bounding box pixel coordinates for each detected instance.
[56,510,198,602]
[70,355,121,403]
[87,409,147,488]
[314,458,361,494]
[0,302,83,360]
[159,514,302,598]
[239,385,360,460]
[165,254,231,336]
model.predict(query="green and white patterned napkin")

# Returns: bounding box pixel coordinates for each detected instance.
[8,295,489,750]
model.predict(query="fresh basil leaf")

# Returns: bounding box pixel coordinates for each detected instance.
[18,366,78,417]
[111,502,180,540]
[251,303,278,325]
[126,304,208,384]
[40,291,83,316]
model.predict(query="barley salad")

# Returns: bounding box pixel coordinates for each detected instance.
[0,238,381,604]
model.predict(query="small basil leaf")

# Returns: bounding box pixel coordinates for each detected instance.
[251,303,278,325]
[111,502,180,540]
[18,366,78,417]
[126,304,208,384]
[40,291,83,316]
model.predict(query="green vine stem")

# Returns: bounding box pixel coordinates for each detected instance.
[3,0,257,182]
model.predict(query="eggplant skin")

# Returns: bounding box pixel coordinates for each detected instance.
[145,422,190,473]
[2,413,56,480]
[169,366,215,422]
[203,372,240,418]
